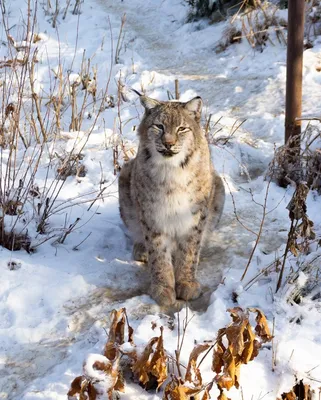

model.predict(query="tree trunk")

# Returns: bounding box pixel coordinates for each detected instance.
[285,0,305,149]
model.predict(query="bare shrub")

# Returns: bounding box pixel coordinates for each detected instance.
[186,0,217,20]
[186,0,261,22]
[0,0,115,251]
[215,26,242,53]
[213,1,286,52]
[268,123,321,191]
[305,0,321,45]
[0,228,32,252]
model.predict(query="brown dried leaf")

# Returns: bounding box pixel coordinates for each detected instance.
[251,339,262,361]
[87,383,98,400]
[249,308,273,343]
[217,389,231,400]
[241,322,256,364]
[132,327,167,390]
[280,380,312,400]
[0,58,27,68]
[163,377,201,400]
[91,356,120,397]
[227,307,248,323]
[216,347,235,390]
[202,388,210,400]
[185,343,210,386]
[282,390,296,400]
[213,343,225,374]
[234,363,241,389]
[114,370,125,393]
[104,308,134,361]
[289,242,299,257]
[286,182,309,221]
[216,373,234,391]
[104,309,125,360]
[33,33,42,43]
[68,353,122,400]
[149,327,168,389]
[132,337,158,385]
[212,328,226,373]
[226,323,246,357]
[212,307,273,395]
[67,376,83,397]
[67,376,98,400]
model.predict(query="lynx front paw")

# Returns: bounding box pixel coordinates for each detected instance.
[176,280,201,301]
[149,283,176,306]
[133,242,148,263]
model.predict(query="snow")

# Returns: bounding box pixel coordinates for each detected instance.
[0,0,321,399]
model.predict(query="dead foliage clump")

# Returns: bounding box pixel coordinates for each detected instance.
[56,152,87,180]
[215,27,242,53]
[67,355,121,400]
[279,380,313,400]
[68,306,272,399]
[268,124,321,192]
[269,140,302,189]
[164,343,211,400]
[286,252,321,306]
[68,308,131,399]
[275,181,317,292]
[0,227,31,252]
[212,307,272,394]
[285,182,315,256]
[186,0,218,21]
[132,327,167,390]
[266,124,321,292]
[186,0,261,22]
[215,1,286,53]
[305,0,321,46]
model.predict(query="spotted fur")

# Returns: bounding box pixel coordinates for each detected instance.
[119,96,225,306]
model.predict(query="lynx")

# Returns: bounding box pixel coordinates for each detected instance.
[119,95,225,306]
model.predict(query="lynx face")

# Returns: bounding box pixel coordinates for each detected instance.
[138,97,203,166]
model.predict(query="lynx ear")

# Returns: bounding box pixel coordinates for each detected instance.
[184,96,203,120]
[140,96,161,111]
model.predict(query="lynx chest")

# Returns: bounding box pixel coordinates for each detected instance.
[149,168,200,238]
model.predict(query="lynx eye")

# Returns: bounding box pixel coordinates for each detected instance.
[154,124,164,131]
[177,126,188,133]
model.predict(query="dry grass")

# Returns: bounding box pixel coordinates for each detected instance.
[215,1,286,52]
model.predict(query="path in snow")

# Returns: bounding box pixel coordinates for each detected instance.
[97,0,286,120]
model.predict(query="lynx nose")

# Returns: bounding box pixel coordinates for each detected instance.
[162,134,176,149]
[164,142,174,150]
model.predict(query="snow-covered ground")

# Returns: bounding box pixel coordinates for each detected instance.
[1,0,321,399]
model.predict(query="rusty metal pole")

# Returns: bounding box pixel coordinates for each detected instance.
[285,0,305,147]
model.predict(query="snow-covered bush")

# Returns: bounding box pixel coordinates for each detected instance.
[0,0,118,251]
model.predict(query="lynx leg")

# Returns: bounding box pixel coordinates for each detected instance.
[174,235,202,301]
[118,161,134,229]
[119,160,145,250]
[133,242,148,263]
[211,172,225,228]
[174,209,209,301]
[146,233,176,306]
